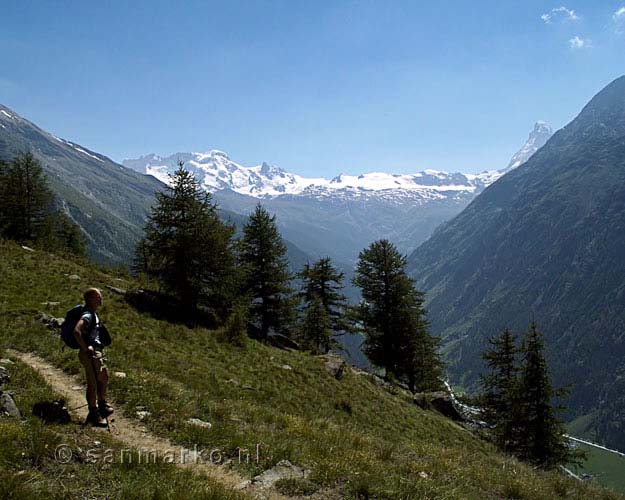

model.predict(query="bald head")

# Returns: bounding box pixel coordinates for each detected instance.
[84,288,103,310]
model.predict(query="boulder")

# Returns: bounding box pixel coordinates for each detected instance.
[21,245,35,252]
[37,313,64,329]
[105,285,126,295]
[68,274,81,281]
[249,460,311,488]
[413,391,463,421]
[281,364,292,371]
[187,417,212,429]
[41,301,61,307]
[113,372,127,379]
[1,393,21,418]
[0,358,14,366]
[320,354,346,380]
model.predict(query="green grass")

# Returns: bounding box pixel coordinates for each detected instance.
[0,239,622,499]
[571,443,625,495]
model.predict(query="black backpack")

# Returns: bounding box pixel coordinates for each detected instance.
[60,305,85,349]
[60,305,112,349]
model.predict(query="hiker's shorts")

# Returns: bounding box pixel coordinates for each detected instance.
[79,349,108,388]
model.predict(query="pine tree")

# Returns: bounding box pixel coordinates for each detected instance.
[400,307,444,392]
[238,204,293,338]
[139,163,237,317]
[353,239,443,390]
[479,328,520,452]
[300,295,332,354]
[0,153,54,242]
[515,321,581,468]
[0,154,85,256]
[297,257,351,352]
[41,210,87,257]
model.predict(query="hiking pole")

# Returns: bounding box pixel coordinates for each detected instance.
[70,403,89,412]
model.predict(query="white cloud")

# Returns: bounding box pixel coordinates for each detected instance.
[541,6,580,24]
[613,7,625,20]
[569,36,591,49]
[613,6,625,34]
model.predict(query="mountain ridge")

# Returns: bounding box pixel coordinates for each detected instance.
[0,103,163,265]
[124,122,551,263]
[0,104,314,271]
[406,75,625,449]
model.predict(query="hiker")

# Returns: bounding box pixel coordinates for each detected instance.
[73,287,113,426]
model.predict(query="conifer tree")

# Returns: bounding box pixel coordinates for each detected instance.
[297,257,351,352]
[139,162,237,316]
[353,239,443,391]
[300,295,332,353]
[0,154,85,256]
[41,210,87,257]
[400,308,444,392]
[0,153,54,242]
[479,328,520,452]
[515,321,581,468]
[238,204,293,338]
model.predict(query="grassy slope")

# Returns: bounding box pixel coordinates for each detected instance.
[0,240,620,500]
[0,358,249,500]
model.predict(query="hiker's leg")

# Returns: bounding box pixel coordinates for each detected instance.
[78,349,97,408]
[96,366,108,401]
[93,352,109,402]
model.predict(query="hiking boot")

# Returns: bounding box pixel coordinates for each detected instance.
[86,408,108,427]
[98,400,114,418]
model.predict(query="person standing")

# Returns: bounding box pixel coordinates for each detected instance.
[73,288,113,426]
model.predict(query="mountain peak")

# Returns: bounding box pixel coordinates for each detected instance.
[506,121,553,169]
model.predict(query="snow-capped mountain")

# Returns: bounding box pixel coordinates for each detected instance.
[506,121,553,169]
[123,122,551,264]
[125,152,496,202]
[124,122,550,203]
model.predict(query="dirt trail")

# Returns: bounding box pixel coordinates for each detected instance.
[6,349,288,500]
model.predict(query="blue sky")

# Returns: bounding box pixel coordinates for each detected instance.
[1,1,624,175]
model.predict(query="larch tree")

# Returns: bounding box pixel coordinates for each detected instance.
[353,239,443,391]
[138,162,237,318]
[479,328,521,452]
[238,203,293,338]
[514,321,581,469]
[297,257,351,353]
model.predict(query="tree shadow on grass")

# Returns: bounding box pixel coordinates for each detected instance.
[124,289,218,329]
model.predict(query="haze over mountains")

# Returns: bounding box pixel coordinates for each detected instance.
[124,121,552,263]
[407,75,625,450]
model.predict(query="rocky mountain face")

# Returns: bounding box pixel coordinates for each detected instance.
[407,76,625,450]
[505,121,553,169]
[124,123,549,264]
[0,104,163,265]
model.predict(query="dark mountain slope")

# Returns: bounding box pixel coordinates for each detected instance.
[0,105,313,271]
[407,76,625,449]
[0,104,162,265]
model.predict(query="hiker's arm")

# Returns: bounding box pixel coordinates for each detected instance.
[73,319,92,353]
